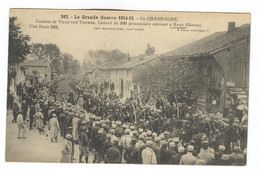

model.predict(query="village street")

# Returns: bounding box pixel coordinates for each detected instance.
[5,110,94,163]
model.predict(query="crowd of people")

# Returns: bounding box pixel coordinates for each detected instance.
[8,77,248,165]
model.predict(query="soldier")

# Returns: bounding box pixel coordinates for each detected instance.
[214,145,226,165]
[79,126,89,163]
[29,105,36,130]
[105,138,121,163]
[229,146,245,165]
[61,134,73,163]
[151,137,161,164]
[49,114,60,142]
[141,140,157,164]
[34,108,44,134]
[162,142,177,164]
[124,138,141,164]
[59,110,66,137]
[179,145,197,165]
[197,140,214,165]
[103,134,113,158]
[120,129,132,153]
[17,111,26,139]
[72,113,80,144]
[169,146,185,164]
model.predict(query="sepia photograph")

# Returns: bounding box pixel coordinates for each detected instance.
[6,9,250,165]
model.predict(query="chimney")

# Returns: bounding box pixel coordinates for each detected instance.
[228,22,236,32]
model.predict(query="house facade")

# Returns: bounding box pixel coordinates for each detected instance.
[88,55,158,99]
[161,22,250,112]
[20,60,51,85]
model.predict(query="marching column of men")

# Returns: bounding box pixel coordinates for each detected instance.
[11,80,248,165]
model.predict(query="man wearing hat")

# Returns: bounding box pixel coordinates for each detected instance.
[124,138,141,164]
[162,142,177,164]
[228,146,245,165]
[105,138,121,163]
[17,111,26,139]
[214,145,226,165]
[72,113,80,144]
[169,146,185,165]
[49,114,60,142]
[197,141,214,165]
[103,134,113,158]
[61,134,73,163]
[152,137,161,164]
[179,145,197,165]
[78,126,89,163]
[141,140,157,164]
[121,129,132,150]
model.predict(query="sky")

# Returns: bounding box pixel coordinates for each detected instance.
[10,9,250,64]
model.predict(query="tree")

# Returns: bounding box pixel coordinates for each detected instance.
[31,43,64,74]
[8,17,30,64]
[88,49,128,65]
[145,44,155,56]
[133,57,202,94]
[71,59,81,75]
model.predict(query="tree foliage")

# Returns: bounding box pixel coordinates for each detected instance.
[8,17,30,64]
[133,57,202,94]
[31,43,81,75]
[88,49,128,65]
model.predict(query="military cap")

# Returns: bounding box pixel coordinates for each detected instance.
[132,138,137,141]
[133,130,138,135]
[110,129,115,135]
[152,132,158,138]
[66,134,72,140]
[138,134,144,139]
[107,134,112,139]
[144,136,151,141]
[169,142,176,148]
[159,134,165,139]
[116,121,122,126]
[146,140,153,146]
[218,145,226,152]
[172,137,180,143]
[112,124,117,128]
[138,128,144,133]
[164,131,170,135]
[142,132,147,137]
[102,123,107,128]
[161,139,168,145]
[154,137,161,142]
[125,129,130,134]
[79,114,85,118]
[98,128,104,134]
[234,146,241,152]
[221,154,229,160]
[178,146,185,153]
[68,127,73,130]
[202,140,209,144]
[147,130,152,136]
[130,126,135,130]
[187,145,194,152]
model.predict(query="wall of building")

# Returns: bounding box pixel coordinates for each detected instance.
[213,39,250,89]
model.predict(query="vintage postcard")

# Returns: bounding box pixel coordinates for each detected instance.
[6,9,250,165]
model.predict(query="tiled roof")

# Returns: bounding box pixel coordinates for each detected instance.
[161,24,250,58]
[98,55,158,70]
